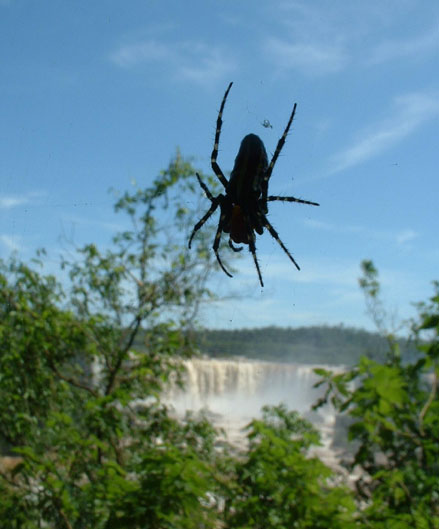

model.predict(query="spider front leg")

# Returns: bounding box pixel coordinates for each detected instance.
[195,173,215,201]
[267,195,320,207]
[211,82,233,189]
[188,178,223,250]
[213,209,233,278]
[188,199,221,249]
[261,102,298,201]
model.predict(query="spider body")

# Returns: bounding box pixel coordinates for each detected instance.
[224,133,268,244]
[188,82,319,287]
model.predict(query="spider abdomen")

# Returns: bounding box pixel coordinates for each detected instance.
[229,205,248,244]
[228,134,268,203]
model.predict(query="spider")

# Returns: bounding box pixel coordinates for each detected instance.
[188,82,319,287]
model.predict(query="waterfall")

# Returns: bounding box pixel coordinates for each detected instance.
[166,357,343,458]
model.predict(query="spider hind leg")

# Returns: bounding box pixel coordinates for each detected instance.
[260,213,300,271]
[247,228,264,288]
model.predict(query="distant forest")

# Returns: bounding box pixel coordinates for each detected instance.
[192,325,418,365]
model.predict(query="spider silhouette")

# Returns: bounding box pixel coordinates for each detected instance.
[188,82,319,287]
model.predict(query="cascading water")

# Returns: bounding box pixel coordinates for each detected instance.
[166,357,344,464]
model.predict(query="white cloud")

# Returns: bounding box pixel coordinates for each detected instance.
[264,37,347,75]
[0,191,46,210]
[0,195,29,209]
[329,92,439,174]
[110,39,236,86]
[368,26,439,65]
[396,229,418,246]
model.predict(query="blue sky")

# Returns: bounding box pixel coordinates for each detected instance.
[1,0,438,331]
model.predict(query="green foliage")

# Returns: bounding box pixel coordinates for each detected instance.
[222,405,356,529]
[315,261,439,527]
[2,152,438,528]
[0,153,223,528]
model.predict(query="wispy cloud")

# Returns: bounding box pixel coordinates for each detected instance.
[396,229,418,246]
[0,191,46,210]
[264,37,347,75]
[110,39,236,86]
[204,256,366,328]
[0,195,29,209]
[329,92,439,174]
[0,234,21,252]
[231,252,359,289]
[305,219,420,248]
[271,2,438,74]
[110,40,172,67]
[178,46,234,84]
[368,26,439,65]
[304,219,363,234]
[60,213,126,233]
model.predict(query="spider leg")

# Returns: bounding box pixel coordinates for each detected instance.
[262,102,297,200]
[211,82,233,189]
[188,197,221,249]
[267,195,319,207]
[259,213,301,271]
[196,173,215,201]
[246,224,264,288]
[213,211,233,278]
[228,238,243,252]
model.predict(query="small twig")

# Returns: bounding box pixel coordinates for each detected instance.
[43,348,98,397]
[58,507,74,529]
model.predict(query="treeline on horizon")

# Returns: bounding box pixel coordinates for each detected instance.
[190,325,418,365]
